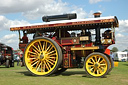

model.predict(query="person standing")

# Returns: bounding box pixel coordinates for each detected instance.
[110,52,114,61]
[17,56,20,66]
[20,51,24,67]
[0,51,4,65]
[21,33,28,43]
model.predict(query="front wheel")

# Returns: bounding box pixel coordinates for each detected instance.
[24,37,62,76]
[84,52,110,77]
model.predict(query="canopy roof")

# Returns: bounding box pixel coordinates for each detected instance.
[10,16,119,33]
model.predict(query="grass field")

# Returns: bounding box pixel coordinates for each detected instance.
[0,62,128,85]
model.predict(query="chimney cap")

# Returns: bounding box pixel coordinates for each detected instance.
[93,12,102,18]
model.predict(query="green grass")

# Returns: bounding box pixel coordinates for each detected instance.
[0,62,128,85]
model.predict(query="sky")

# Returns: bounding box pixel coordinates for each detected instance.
[0,0,128,51]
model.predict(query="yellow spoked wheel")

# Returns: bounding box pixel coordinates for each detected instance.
[24,37,62,76]
[84,52,109,77]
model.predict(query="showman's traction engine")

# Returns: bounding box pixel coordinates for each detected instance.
[10,12,118,77]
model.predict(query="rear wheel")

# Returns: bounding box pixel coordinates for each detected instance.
[24,37,62,76]
[84,52,109,77]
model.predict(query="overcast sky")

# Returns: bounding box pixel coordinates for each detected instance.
[0,0,128,51]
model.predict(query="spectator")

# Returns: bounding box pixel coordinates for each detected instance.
[20,51,24,67]
[17,56,20,66]
[110,51,114,61]
[0,51,4,65]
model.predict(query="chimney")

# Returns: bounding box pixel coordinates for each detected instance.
[93,12,102,18]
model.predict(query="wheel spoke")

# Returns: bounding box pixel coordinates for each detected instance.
[32,45,40,52]
[41,61,45,72]
[99,59,104,64]
[94,56,97,62]
[88,60,94,64]
[35,60,40,69]
[37,62,41,71]
[47,57,56,59]
[46,44,52,52]
[44,60,50,71]
[47,53,56,57]
[100,64,106,66]
[47,50,56,55]
[48,59,56,63]
[46,61,51,69]
[100,67,105,71]
[33,49,40,55]
[91,58,95,63]
[47,46,54,53]
[88,65,94,67]
[93,68,96,73]
[90,67,94,72]
[99,67,103,73]
[28,51,36,55]
[38,45,41,52]
[43,62,45,72]
[31,60,39,67]
[29,54,38,58]
[28,58,37,60]
[97,57,101,62]
[41,61,43,72]
[97,69,99,74]
[45,42,47,51]
[42,41,45,51]
[46,59,54,65]
[39,41,43,51]
[30,59,38,64]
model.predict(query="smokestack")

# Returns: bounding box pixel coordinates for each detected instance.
[42,13,77,22]
[93,12,102,18]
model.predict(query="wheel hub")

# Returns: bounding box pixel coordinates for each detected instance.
[95,63,100,68]
[40,53,44,59]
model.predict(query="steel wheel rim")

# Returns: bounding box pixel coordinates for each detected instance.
[86,54,108,77]
[24,39,58,75]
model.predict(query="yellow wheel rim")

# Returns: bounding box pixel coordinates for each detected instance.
[24,38,58,75]
[86,54,108,77]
